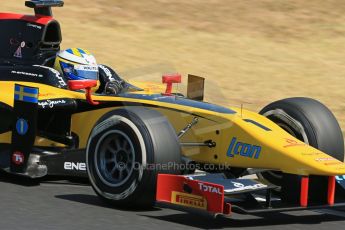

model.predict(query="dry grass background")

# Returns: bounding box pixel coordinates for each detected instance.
[3,0,345,137]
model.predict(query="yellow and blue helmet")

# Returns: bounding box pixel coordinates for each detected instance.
[54,48,99,81]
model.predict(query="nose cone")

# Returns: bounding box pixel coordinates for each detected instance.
[262,136,345,176]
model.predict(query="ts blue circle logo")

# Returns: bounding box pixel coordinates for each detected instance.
[16,118,28,136]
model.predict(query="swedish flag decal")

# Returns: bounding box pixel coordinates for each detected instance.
[14,85,39,103]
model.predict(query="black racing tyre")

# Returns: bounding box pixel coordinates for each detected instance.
[258,97,344,187]
[87,107,181,207]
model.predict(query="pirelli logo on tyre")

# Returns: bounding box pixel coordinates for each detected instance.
[171,191,207,210]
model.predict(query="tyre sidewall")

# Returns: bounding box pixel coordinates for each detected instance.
[87,112,155,204]
[87,108,181,206]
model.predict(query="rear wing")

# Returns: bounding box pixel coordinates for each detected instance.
[25,0,64,16]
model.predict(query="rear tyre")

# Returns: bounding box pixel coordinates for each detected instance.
[87,107,181,207]
[258,97,344,186]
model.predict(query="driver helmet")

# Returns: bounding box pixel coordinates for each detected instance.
[54,48,99,81]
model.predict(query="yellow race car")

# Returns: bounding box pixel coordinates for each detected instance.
[1,0,345,217]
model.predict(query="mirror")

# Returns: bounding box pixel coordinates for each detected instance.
[68,80,99,105]
[162,74,182,96]
[68,80,97,91]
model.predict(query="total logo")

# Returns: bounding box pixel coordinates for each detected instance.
[227,137,262,159]
[12,152,24,165]
[198,182,222,194]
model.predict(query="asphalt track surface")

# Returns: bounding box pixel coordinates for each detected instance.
[1,173,345,230]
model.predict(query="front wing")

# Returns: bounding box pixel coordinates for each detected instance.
[156,173,345,217]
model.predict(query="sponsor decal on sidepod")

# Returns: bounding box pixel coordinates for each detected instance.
[12,152,24,165]
[64,162,86,171]
[38,99,67,109]
[227,137,262,159]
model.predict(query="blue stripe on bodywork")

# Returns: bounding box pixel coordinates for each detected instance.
[243,119,271,131]
[119,94,236,114]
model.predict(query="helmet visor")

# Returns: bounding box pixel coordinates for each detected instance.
[73,65,99,80]
[61,62,99,81]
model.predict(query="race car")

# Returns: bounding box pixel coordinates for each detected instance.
[1,0,345,217]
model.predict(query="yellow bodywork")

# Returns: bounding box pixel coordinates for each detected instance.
[1,80,345,176]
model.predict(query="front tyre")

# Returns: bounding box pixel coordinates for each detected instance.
[258,97,344,186]
[87,107,181,207]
